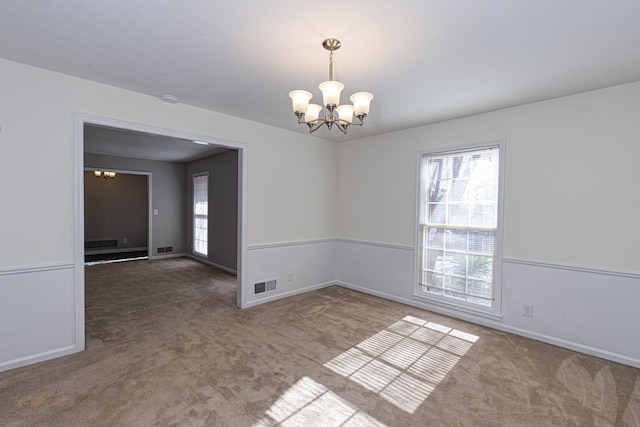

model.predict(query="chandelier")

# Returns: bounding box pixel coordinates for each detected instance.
[289,38,374,135]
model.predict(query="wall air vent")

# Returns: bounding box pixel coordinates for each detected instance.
[254,278,277,294]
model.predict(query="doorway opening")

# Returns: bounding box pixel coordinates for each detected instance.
[74,113,248,352]
[83,169,150,265]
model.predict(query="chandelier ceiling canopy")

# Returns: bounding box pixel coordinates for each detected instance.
[289,38,374,135]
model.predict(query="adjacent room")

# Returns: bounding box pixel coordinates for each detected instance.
[1,1,639,425]
[82,124,241,342]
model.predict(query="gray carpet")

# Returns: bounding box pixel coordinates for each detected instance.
[0,257,638,426]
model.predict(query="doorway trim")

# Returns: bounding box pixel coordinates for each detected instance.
[74,113,248,352]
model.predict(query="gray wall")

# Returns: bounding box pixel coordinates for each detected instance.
[85,153,186,255]
[186,150,239,271]
[84,171,148,249]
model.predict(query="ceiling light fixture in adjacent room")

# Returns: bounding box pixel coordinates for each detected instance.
[94,171,116,180]
[289,38,374,135]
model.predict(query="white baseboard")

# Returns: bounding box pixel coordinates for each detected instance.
[149,252,186,260]
[186,254,237,275]
[244,280,335,308]
[245,239,336,308]
[0,345,76,373]
[335,280,640,369]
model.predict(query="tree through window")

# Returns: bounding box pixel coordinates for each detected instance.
[418,145,502,311]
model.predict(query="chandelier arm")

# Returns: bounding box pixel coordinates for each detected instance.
[307,120,327,134]
[336,122,349,134]
[295,112,306,124]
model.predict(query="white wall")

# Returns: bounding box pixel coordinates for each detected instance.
[0,58,337,268]
[338,83,640,271]
[246,240,336,306]
[0,265,76,371]
[0,58,337,371]
[336,82,640,367]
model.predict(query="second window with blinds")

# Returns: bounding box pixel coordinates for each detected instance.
[416,143,504,316]
[193,173,209,257]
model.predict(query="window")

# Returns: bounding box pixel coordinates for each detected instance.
[193,173,208,257]
[417,144,503,313]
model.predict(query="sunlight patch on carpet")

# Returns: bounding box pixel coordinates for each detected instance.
[324,315,478,414]
[254,376,385,427]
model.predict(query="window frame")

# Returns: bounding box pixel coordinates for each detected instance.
[413,141,506,318]
[192,172,209,258]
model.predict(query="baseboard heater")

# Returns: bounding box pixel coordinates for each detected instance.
[85,246,148,255]
[85,239,118,250]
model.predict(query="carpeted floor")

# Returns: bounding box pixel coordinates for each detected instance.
[0,257,638,426]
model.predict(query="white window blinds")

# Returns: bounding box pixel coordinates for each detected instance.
[418,146,499,307]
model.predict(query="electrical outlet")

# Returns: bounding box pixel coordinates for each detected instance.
[122,237,127,244]
[523,303,534,317]
[287,272,293,282]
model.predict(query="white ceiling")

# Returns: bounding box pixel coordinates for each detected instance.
[84,125,229,163]
[2,1,640,144]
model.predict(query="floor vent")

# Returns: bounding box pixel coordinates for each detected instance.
[254,278,277,294]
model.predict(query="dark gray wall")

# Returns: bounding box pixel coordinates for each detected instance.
[85,153,187,255]
[186,150,239,271]
[84,171,148,249]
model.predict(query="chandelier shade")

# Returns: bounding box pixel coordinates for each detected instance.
[318,81,344,107]
[351,92,374,116]
[336,105,354,124]
[289,38,373,135]
[289,90,313,114]
[304,104,322,123]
